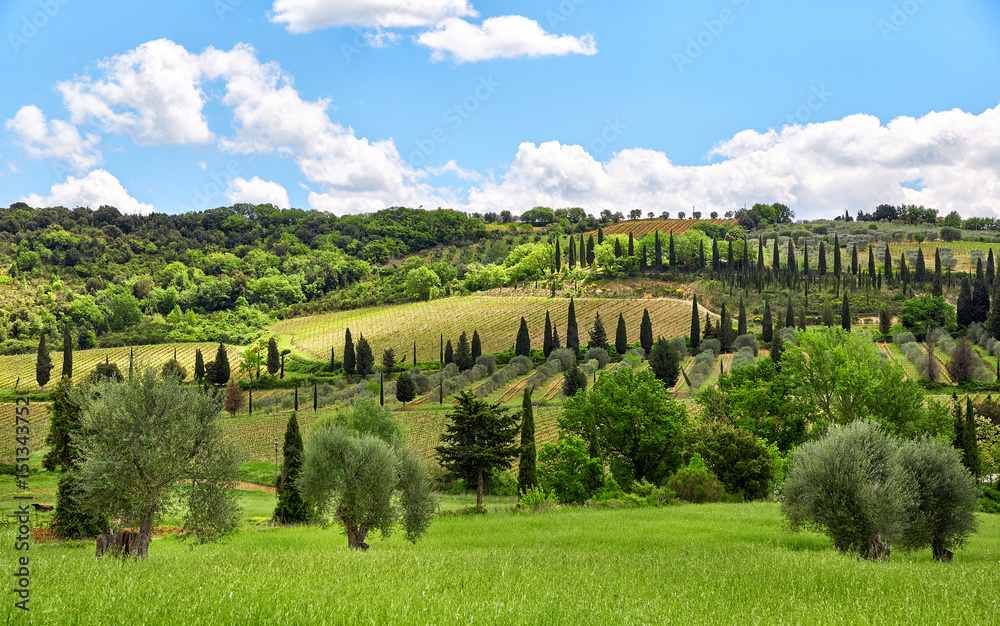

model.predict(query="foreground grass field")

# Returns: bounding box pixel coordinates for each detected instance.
[4,503,998,624]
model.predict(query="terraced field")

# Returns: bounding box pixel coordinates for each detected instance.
[0,343,245,391]
[272,295,699,364]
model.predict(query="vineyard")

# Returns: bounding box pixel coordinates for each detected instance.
[272,295,699,364]
[591,218,735,239]
[0,343,245,391]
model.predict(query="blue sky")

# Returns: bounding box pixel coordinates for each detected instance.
[1,0,998,219]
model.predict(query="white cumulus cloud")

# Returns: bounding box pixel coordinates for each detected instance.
[417,15,597,63]
[5,105,102,172]
[271,0,475,33]
[463,105,1000,220]
[23,169,154,215]
[225,176,291,208]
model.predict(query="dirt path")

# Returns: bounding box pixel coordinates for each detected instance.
[920,342,954,385]
[544,378,564,400]
[235,481,276,494]
[498,376,530,403]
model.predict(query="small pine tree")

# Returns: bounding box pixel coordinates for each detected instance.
[649,337,680,387]
[563,365,587,398]
[771,333,784,372]
[762,299,773,343]
[36,331,52,389]
[267,337,280,376]
[356,335,374,376]
[821,298,834,327]
[690,297,700,354]
[396,372,417,408]
[588,313,608,351]
[224,380,244,417]
[194,349,205,382]
[455,332,474,370]
[517,385,537,494]
[879,308,891,337]
[381,347,396,379]
[343,328,356,376]
[566,298,580,353]
[515,317,531,357]
[785,297,795,329]
[61,321,73,379]
[444,340,454,365]
[273,413,309,524]
[543,312,553,358]
[615,313,628,357]
[471,330,482,361]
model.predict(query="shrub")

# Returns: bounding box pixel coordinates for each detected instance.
[548,348,576,371]
[893,331,916,345]
[584,347,609,369]
[475,354,496,376]
[684,423,773,500]
[666,454,724,503]
[700,338,721,358]
[733,333,759,356]
[940,227,962,242]
[161,358,187,381]
[518,486,558,510]
[730,346,756,370]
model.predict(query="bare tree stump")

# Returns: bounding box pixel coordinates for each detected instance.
[95,531,150,559]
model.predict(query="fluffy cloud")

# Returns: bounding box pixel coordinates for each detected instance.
[417,16,597,63]
[5,106,101,172]
[225,176,290,208]
[57,39,213,146]
[464,105,1000,219]
[271,0,475,33]
[23,169,153,215]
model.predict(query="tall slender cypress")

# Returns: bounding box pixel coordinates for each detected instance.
[471,330,482,361]
[343,328,356,376]
[772,237,780,273]
[194,348,205,382]
[690,296,701,354]
[654,231,663,270]
[616,313,628,356]
[668,232,676,268]
[543,311,553,357]
[762,298,773,343]
[61,321,73,379]
[568,235,576,268]
[712,239,721,273]
[972,273,991,324]
[587,235,596,265]
[884,245,893,284]
[555,239,562,272]
[515,317,531,357]
[916,247,927,283]
[833,233,841,278]
[36,331,52,389]
[517,385,537,494]
[737,297,747,337]
[989,249,996,288]
[579,236,586,269]
[841,293,851,332]
[867,245,875,280]
[598,226,605,245]
[273,412,308,523]
[785,297,795,329]
[818,241,827,276]
[566,298,580,353]
[640,308,653,355]
[628,232,634,257]
[957,277,973,327]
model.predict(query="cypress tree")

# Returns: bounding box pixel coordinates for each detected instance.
[954,397,981,478]
[587,235,596,265]
[977,257,985,282]
[818,241,827,276]
[934,247,942,276]
[972,274,991,324]
[555,239,562,271]
[712,239,721,273]
[786,297,795,329]
[414,341,417,367]
[719,303,735,353]
[668,232,676,268]
[821,298,835,327]
[267,336,280,376]
[552,325,561,350]
[194,348,205,382]
[916,247,927,283]
[762,298,773,343]
[771,332,784,372]
[867,244,874,279]
[343,328,356,377]
[440,334,444,365]
[757,239,765,274]
[640,308,654,355]
[737,297,747,337]
[787,240,797,275]
[61,321,73,379]
[515,317,531,357]
[579,236,586,269]
[455,331,474,370]
[932,271,943,297]
[987,277,1000,340]
[654,231,663,270]
[614,238,623,258]
[615,313,628,356]
[628,232,634,257]
[690,296,701,354]
[598,226,604,245]
[726,240,734,273]
[294,386,299,412]
[207,342,230,386]
[803,243,810,276]
[833,234,841,278]
[396,371,417,408]
[639,245,647,272]
[879,307,891,336]
[797,305,807,331]
[471,330,482,361]
[699,240,706,271]
[899,253,909,287]
[517,385,537,494]
[588,313,608,351]
[841,293,851,331]
[379,373,384,405]
[566,298,580,353]
[884,246,893,285]
[313,383,318,411]
[444,339,454,364]
[543,312,553,358]
[36,331,52,389]
[355,335,374,376]
[568,235,576,268]
[772,237,780,273]
[563,364,587,398]
[273,412,308,524]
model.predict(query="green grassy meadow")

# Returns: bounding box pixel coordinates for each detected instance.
[3,503,998,624]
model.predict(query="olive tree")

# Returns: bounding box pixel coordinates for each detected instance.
[73,369,242,557]
[298,398,434,550]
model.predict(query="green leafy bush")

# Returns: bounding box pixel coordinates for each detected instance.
[683,422,774,500]
[666,454,724,503]
[518,486,558,510]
